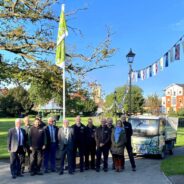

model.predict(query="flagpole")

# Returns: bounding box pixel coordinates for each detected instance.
[56,4,68,122]
[63,60,66,121]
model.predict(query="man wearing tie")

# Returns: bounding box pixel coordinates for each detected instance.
[7,118,26,179]
[58,119,74,175]
[44,117,58,173]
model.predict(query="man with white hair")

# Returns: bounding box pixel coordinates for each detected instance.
[44,117,58,173]
[58,119,74,175]
[7,118,27,179]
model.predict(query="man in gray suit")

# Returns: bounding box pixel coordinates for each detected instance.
[7,118,26,179]
[58,119,74,175]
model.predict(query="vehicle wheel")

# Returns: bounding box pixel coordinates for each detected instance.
[169,149,173,155]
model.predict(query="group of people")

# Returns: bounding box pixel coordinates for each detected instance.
[7,115,136,179]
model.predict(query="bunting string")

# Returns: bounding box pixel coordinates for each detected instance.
[132,34,184,82]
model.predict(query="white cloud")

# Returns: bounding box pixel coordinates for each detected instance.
[170,19,184,31]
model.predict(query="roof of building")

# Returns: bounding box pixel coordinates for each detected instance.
[164,83,184,91]
[39,99,62,110]
[176,84,184,88]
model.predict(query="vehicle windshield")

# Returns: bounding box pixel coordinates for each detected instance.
[129,118,159,136]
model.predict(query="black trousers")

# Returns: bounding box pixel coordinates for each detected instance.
[10,146,25,176]
[60,145,73,173]
[96,146,109,169]
[124,143,136,168]
[73,144,85,171]
[85,145,96,169]
[22,147,31,172]
[30,149,43,173]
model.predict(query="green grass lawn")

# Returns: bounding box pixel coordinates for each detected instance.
[0,116,101,159]
[161,155,184,176]
[160,127,184,176]
[175,127,184,147]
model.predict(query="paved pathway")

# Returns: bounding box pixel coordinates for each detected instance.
[0,157,171,184]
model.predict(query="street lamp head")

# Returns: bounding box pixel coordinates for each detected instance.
[126,48,136,64]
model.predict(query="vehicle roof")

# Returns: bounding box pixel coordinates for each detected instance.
[129,115,166,120]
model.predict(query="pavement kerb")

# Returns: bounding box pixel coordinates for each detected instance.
[161,172,173,184]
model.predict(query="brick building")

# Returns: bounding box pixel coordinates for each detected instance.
[162,83,184,113]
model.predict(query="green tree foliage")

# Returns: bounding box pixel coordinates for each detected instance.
[0,0,116,105]
[177,108,184,117]
[66,90,97,116]
[168,107,177,117]
[144,93,161,115]
[0,86,33,116]
[104,85,144,115]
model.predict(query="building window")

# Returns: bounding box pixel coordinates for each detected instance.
[173,91,176,96]
[172,97,176,105]
[179,91,182,94]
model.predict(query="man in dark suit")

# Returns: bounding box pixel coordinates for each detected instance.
[72,115,86,172]
[7,118,27,179]
[29,118,46,176]
[121,115,136,171]
[85,118,96,170]
[106,118,115,169]
[58,119,74,175]
[95,118,111,172]
[44,117,58,173]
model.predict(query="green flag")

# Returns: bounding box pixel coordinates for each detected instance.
[56,4,68,68]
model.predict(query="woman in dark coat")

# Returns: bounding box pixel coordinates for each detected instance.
[111,120,126,172]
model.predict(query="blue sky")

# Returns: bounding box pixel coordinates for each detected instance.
[63,0,184,98]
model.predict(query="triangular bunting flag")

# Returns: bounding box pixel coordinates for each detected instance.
[159,57,164,70]
[165,52,169,67]
[175,44,180,60]
[170,48,174,62]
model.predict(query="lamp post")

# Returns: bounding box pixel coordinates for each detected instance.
[114,90,117,122]
[126,49,136,116]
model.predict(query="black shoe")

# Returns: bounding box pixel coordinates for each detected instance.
[96,168,100,172]
[12,175,16,179]
[30,172,35,176]
[80,169,84,172]
[68,172,74,175]
[17,174,24,177]
[59,171,63,175]
[103,168,108,172]
[85,167,89,170]
[132,167,136,171]
[44,170,49,173]
[51,169,56,172]
[37,172,43,175]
